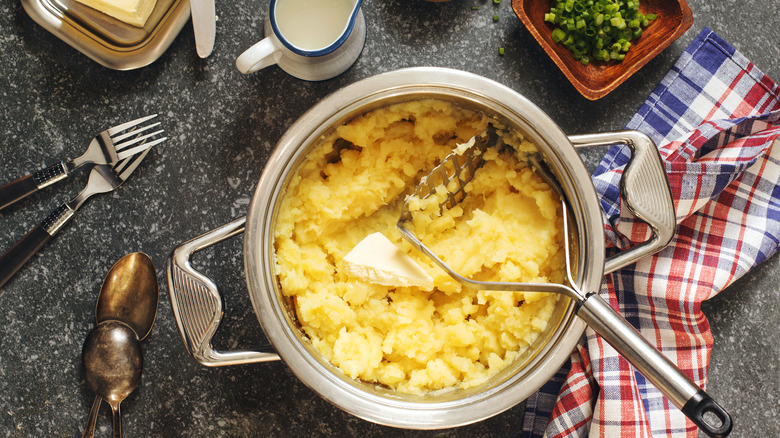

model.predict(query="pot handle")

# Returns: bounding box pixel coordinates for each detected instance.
[569,131,676,274]
[165,216,281,366]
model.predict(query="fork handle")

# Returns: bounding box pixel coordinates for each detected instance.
[0,162,68,210]
[0,204,74,289]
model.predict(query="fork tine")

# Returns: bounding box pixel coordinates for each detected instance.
[112,121,162,145]
[105,114,158,136]
[111,129,165,152]
[116,137,167,161]
[115,147,153,182]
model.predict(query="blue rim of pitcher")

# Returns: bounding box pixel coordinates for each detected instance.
[269,0,364,57]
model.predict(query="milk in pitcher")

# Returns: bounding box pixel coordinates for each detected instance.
[275,0,355,51]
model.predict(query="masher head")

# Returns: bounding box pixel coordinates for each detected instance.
[400,127,498,220]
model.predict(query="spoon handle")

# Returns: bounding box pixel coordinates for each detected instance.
[110,403,122,438]
[81,395,101,438]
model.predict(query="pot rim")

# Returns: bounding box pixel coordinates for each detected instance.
[244,67,603,428]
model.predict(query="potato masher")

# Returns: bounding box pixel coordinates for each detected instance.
[396,129,732,438]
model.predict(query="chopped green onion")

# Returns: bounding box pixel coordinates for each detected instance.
[499,47,505,56]
[472,6,478,9]
[551,28,567,42]
[494,14,499,22]
[544,0,656,64]
[610,17,626,29]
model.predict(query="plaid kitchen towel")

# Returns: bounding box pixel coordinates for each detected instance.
[522,28,780,437]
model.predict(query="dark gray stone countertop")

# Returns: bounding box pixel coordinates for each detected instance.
[1,0,778,436]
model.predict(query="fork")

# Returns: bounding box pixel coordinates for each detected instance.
[0,114,165,210]
[0,146,159,289]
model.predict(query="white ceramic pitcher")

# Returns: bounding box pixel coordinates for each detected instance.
[236,0,366,81]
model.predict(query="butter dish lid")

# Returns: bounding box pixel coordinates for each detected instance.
[21,0,190,70]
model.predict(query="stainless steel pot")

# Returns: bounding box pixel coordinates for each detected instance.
[166,68,730,435]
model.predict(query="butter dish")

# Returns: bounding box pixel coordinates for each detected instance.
[21,0,190,70]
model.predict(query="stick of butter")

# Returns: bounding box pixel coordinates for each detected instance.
[73,0,156,27]
[343,232,434,291]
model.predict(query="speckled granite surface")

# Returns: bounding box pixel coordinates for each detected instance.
[0,0,778,436]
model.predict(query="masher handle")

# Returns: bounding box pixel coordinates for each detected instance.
[577,292,732,437]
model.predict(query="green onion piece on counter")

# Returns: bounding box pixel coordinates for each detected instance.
[499,47,505,55]
[544,0,656,64]
[494,14,500,22]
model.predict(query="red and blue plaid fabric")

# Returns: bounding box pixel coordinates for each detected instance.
[522,28,780,437]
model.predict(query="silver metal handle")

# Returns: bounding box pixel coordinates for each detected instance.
[577,293,732,437]
[33,161,70,189]
[165,216,280,366]
[569,130,676,274]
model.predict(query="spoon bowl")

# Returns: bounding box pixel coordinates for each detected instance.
[82,320,143,438]
[96,252,158,340]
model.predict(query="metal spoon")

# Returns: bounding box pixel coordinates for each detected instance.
[82,320,143,438]
[82,252,158,438]
[96,252,159,341]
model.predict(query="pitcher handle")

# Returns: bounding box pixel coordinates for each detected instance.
[569,130,676,274]
[236,37,284,74]
[165,216,281,366]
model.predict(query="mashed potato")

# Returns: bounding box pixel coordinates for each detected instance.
[273,99,565,394]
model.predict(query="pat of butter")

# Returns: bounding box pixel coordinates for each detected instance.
[73,0,156,27]
[344,232,434,291]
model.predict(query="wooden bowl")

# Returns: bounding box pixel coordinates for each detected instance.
[513,0,692,100]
